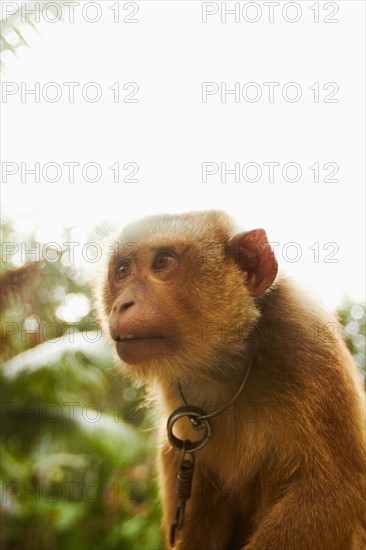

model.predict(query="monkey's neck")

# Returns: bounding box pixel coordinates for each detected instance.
[158,350,254,419]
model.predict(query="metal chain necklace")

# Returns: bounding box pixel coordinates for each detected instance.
[166,358,253,546]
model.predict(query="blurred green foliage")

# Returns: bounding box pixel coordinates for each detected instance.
[337,301,365,376]
[0,222,162,550]
[0,221,364,550]
[1,1,70,70]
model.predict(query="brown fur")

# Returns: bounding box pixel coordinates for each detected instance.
[95,210,366,549]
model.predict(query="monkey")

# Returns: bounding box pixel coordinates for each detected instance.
[95,210,366,550]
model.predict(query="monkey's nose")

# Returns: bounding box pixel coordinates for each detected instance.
[114,300,134,313]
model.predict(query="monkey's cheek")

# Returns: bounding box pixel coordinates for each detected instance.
[115,339,171,365]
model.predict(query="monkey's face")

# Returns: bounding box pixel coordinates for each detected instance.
[107,240,189,366]
[95,211,277,382]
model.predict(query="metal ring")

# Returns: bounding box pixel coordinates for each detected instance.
[167,405,211,453]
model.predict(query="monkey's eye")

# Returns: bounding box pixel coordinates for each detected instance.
[116,260,132,281]
[152,250,177,271]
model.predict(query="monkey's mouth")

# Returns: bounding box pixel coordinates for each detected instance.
[114,334,168,364]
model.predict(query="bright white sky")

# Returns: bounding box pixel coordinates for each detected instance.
[1,0,365,310]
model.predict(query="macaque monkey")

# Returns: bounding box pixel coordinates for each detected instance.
[95,211,366,550]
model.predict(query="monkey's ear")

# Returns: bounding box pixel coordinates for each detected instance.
[227,229,278,296]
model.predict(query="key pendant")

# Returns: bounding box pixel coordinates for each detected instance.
[170,444,195,547]
[167,406,211,547]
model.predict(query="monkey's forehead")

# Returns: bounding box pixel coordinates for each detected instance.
[114,234,189,248]
[116,210,236,243]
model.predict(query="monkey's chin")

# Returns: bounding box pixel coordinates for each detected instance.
[115,338,171,365]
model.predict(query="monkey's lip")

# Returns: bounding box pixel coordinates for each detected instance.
[115,335,167,363]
